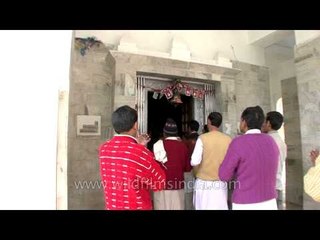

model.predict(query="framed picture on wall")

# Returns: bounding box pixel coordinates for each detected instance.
[77,115,101,136]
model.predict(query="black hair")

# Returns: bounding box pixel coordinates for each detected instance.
[111,105,137,134]
[241,106,265,130]
[188,120,200,132]
[208,112,222,128]
[266,111,284,130]
[203,124,209,133]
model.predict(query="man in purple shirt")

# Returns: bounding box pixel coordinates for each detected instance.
[219,106,279,210]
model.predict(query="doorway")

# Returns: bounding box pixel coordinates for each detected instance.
[147,91,193,151]
[137,75,218,150]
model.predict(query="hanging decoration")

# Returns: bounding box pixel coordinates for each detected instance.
[137,79,215,102]
[161,87,174,99]
[75,37,102,56]
[198,89,205,100]
[184,85,192,96]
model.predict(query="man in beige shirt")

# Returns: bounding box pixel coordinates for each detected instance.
[191,112,231,210]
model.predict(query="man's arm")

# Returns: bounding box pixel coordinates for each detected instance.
[191,138,203,166]
[143,152,166,191]
[218,140,240,181]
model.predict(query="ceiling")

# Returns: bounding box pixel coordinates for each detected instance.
[249,30,296,49]
[275,33,296,48]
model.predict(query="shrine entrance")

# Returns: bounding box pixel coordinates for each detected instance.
[146,91,193,150]
[136,75,217,150]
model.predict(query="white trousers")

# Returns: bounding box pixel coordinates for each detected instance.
[232,198,278,210]
[193,178,228,210]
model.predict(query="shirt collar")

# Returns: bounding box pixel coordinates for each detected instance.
[268,130,278,134]
[245,129,261,134]
[165,136,180,141]
[115,134,137,142]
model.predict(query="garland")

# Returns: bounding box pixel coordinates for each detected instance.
[75,37,102,56]
[138,79,215,100]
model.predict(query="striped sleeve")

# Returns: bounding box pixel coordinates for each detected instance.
[149,159,166,191]
[139,148,166,191]
[304,155,320,202]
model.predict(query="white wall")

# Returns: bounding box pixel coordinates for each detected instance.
[76,30,266,66]
[295,30,320,45]
[0,30,72,209]
[265,43,296,110]
[265,44,294,62]
[248,30,295,48]
[247,30,276,44]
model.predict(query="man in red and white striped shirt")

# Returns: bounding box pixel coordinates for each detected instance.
[99,105,166,210]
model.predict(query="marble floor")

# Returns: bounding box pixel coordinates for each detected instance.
[277,191,303,210]
[279,201,302,210]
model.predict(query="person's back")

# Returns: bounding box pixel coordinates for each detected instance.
[100,136,165,210]
[191,112,231,210]
[185,120,199,155]
[183,132,198,210]
[268,132,286,189]
[99,105,165,210]
[152,118,190,210]
[221,133,279,204]
[183,120,199,210]
[219,106,279,210]
[195,131,231,180]
[185,132,199,157]
[163,139,191,189]
[262,111,287,207]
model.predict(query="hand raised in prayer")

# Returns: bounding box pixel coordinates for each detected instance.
[310,149,319,165]
[137,133,151,146]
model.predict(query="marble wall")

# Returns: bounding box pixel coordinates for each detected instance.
[294,36,320,209]
[68,42,114,209]
[282,77,303,207]
[233,61,271,129]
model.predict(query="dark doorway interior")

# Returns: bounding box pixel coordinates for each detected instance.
[147,91,193,151]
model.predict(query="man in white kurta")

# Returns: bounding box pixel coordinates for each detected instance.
[262,111,287,208]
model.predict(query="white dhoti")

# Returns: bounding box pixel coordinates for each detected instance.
[193,178,228,210]
[232,198,278,210]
